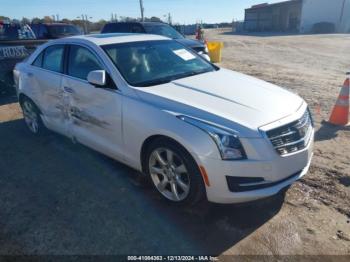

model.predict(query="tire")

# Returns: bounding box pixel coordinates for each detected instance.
[145,137,206,206]
[20,97,45,135]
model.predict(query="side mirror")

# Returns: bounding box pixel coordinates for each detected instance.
[199,52,211,62]
[87,70,106,87]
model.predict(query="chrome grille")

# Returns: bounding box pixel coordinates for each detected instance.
[266,110,313,155]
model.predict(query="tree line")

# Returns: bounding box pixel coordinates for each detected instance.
[0,15,165,33]
[1,15,233,35]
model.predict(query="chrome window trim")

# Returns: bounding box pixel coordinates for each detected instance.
[28,42,121,93]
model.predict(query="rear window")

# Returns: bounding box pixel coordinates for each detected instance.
[102,23,130,33]
[102,23,144,33]
[143,24,183,39]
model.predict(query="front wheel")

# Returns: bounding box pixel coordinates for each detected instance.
[145,138,206,205]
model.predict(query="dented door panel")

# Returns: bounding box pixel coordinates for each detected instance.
[61,76,124,159]
[25,67,66,134]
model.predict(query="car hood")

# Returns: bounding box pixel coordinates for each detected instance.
[175,38,204,48]
[135,68,304,137]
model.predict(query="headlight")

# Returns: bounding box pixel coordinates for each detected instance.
[178,116,247,160]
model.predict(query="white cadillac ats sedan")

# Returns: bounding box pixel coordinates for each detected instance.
[13,33,314,205]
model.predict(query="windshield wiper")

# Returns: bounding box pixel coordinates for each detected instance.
[135,69,213,87]
[135,77,172,87]
[174,69,212,79]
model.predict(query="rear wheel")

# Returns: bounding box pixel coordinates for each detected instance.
[20,98,44,135]
[145,138,206,205]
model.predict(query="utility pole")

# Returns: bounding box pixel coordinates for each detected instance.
[139,0,144,21]
[112,13,118,22]
[167,13,172,25]
[77,14,92,34]
[80,14,88,34]
[84,14,87,32]
[339,0,346,24]
[81,14,86,33]
[84,14,90,34]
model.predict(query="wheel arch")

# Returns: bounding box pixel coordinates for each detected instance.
[18,93,42,115]
[140,134,209,203]
[140,134,199,174]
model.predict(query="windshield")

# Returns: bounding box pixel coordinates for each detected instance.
[0,23,35,41]
[103,40,216,87]
[48,25,80,36]
[143,24,184,39]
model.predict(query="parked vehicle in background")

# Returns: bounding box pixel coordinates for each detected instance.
[31,23,82,39]
[0,21,45,95]
[14,34,314,205]
[101,22,210,61]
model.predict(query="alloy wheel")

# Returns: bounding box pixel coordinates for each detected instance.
[149,148,190,202]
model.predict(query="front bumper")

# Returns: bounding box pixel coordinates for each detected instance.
[199,129,314,204]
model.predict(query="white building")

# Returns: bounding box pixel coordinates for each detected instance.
[244,0,350,33]
[300,0,350,33]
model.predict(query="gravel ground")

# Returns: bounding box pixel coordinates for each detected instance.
[0,30,349,256]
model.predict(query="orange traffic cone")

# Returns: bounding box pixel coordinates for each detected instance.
[329,76,349,125]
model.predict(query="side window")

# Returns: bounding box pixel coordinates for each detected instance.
[32,52,43,67]
[68,45,103,80]
[42,45,65,73]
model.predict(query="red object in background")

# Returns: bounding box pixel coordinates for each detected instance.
[329,77,350,126]
[195,27,204,41]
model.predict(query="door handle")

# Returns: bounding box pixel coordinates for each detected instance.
[64,86,75,94]
[26,72,33,77]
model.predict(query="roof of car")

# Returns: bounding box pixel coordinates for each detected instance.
[55,33,169,46]
[105,21,166,26]
[140,22,166,26]
[32,23,74,26]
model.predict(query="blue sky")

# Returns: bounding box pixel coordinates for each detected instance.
[0,0,282,24]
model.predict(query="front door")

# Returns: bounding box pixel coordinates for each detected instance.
[61,44,123,159]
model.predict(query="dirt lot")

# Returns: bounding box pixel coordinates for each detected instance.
[0,30,350,257]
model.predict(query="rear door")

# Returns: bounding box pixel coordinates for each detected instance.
[61,44,124,159]
[26,44,67,134]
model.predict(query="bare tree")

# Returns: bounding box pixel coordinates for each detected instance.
[43,16,53,23]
